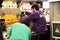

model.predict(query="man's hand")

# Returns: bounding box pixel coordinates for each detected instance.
[5,34,10,39]
[23,15,28,18]
[22,15,28,20]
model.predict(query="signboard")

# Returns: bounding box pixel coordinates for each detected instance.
[52,21,60,38]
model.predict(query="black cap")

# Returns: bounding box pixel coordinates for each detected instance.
[36,1,42,5]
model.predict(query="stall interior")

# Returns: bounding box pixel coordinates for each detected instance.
[0,0,50,40]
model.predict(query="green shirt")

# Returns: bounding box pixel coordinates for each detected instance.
[7,23,31,40]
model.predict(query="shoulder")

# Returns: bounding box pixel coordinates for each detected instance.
[13,23,27,27]
[10,23,22,27]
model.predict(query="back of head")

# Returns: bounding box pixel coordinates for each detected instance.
[36,1,42,8]
[31,4,39,10]
[0,19,5,24]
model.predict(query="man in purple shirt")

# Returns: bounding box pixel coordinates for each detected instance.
[22,4,48,40]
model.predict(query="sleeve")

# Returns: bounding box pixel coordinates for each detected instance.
[22,13,34,21]
[7,26,12,36]
[22,12,38,21]
[25,12,32,16]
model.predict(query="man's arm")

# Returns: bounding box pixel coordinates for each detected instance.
[22,12,39,22]
[25,12,32,16]
[5,26,12,39]
[22,13,34,21]
[7,25,12,36]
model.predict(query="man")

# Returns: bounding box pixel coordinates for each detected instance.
[22,4,48,40]
[0,0,6,40]
[6,23,31,40]
[36,1,43,12]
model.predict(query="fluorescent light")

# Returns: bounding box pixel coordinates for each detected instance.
[43,1,49,8]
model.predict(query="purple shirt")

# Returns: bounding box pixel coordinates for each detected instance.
[22,10,48,34]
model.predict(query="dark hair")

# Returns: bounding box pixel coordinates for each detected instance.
[31,4,39,10]
[36,1,42,5]
[0,0,3,7]
[0,19,5,23]
[16,1,21,5]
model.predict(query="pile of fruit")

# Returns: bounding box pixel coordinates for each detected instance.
[2,15,19,24]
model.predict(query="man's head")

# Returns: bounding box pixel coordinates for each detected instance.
[0,19,5,24]
[31,4,39,12]
[36,1,42,8]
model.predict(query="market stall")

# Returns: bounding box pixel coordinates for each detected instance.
[0,0,51,40]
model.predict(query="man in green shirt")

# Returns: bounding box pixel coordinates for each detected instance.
[6,23,31,40]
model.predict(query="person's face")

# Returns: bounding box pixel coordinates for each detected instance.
[31,8,36,12]
[37,4,42,8]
